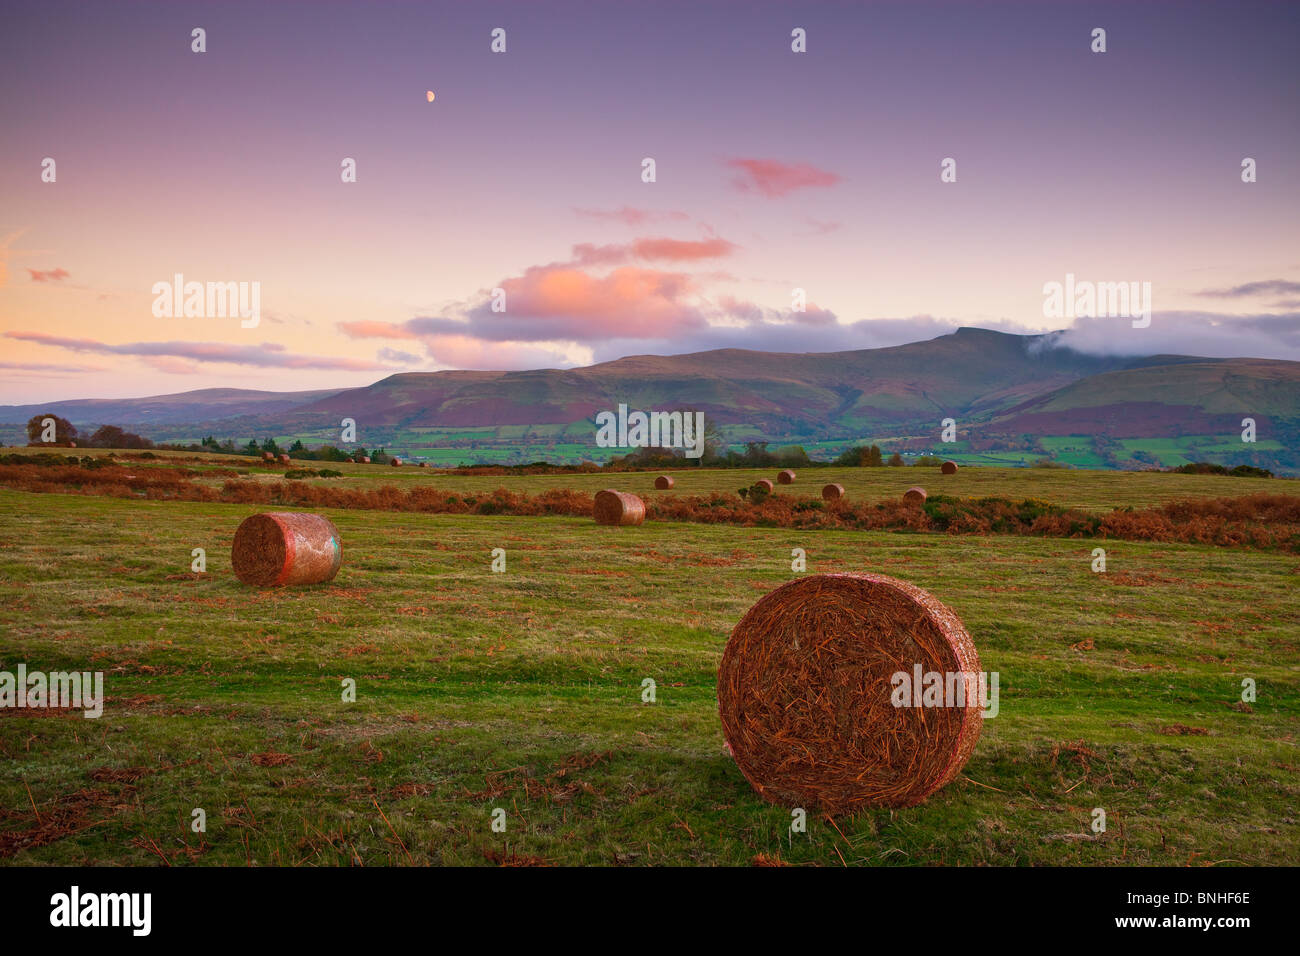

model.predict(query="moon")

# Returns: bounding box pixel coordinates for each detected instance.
[426,90,435,102]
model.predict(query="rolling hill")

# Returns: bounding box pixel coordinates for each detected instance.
[4,329,1296,469]
[984,358,1300,437]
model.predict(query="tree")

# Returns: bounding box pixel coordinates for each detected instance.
[776,445,812,466]
[887,452,904,467]
[87,425,152,449]
[697,413,726,463]
[834,445,864,466]
[26,414,77,446]
[313,445,352,462]
[836,443,883,467]
[738,442,776,468]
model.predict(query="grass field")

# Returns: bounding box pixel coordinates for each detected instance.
[6,446,1292,513]
[2,467,1298,867]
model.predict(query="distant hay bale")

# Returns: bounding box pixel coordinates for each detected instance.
[717,572,983,813]
[390,458,402,467]
[419,462,429,468]
[903,486,927,504]
[654,475,675,490]
[754,479,774,493]
[358,456,370,464]
[822,483,845,500]
[278,454,291,465]
[777,469,796,485]
[941,461,959,475]
[262,452,275,462]
[593,489,646,526]
[231,512,342,587]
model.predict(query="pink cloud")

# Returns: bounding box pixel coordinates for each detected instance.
[800,217,843,236]
[6,331,392,371]
[569,236,737,267]
[0,360,107,374]
[494,265,703,338]
[717,295,838,326]
[725,158,842,198]
[27,267,70,282]
[420,334,574,370]
[573,206,689,227]
[338,320,420,340]
[346,263,708,348]
[141,356,201,375]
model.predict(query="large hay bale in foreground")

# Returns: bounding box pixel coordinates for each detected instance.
[654,475,675,490]
[822,483,845,500]
[718,573,982,813]
[232,512,342,587]
[593,489,645,526]
[941,460,959,475]
[754,478,774,493]
[777,469,796,484]
[903,486,927,504]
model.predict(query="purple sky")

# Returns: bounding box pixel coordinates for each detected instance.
[2,0,1298,402]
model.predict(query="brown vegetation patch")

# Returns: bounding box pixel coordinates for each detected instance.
[250,752,295,767]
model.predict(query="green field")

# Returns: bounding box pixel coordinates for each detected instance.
[120,419,1296,473]
[5,446,1292,513]
[1,462,1297,866]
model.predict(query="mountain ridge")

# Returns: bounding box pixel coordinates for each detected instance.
[4,330,1296,456]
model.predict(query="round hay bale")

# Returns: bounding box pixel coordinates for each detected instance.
[593,489,645,526]
[654,475,675,490]
[262,452,275,462]
[390,457,402,467]
[359,456,370,464]
[717,572,982,813]
[231,512,342,587]
[941,460,959,475]
[777,469,796,484]
[822,483,845,500]
[419,462,429,468]
[903,486,927,504]
[278,454,291,465]
[754,478,774,492]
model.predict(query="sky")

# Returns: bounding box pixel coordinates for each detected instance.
[1,0,1298,403]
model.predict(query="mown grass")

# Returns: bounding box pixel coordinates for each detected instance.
[5,446,1291,513]
[0,486,1297,866]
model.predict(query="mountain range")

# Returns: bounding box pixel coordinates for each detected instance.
[5,328,1297,464]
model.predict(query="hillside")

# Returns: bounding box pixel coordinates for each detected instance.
[274,328,1138,435]
[0,387,342,427]
[3,330,1296,471]
[985,359,1300,437]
